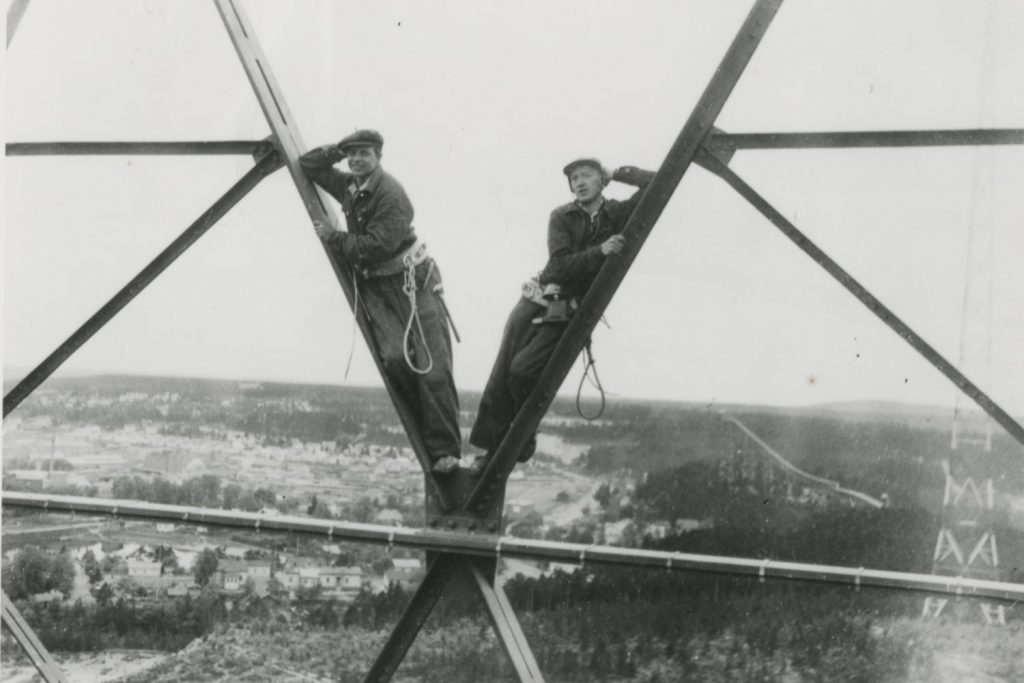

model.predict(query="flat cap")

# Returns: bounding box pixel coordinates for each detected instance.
[562,157,603,177]
[338,129,384,152]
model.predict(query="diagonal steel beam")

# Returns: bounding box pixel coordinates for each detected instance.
[464,0,786,513]
[2,591,68,683]
[212,0,454,510]
[363,555,461,683]
[3,151,284,417]
[6,0,30,47]
[706,128,1024,151]
[469,560,544,682]
[6,141,275,156]
[696,147,1024,449]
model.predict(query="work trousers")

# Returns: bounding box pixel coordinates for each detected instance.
[470,297,564,459]
[358,260,461,462]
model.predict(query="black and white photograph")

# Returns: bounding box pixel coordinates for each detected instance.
[2,1,1023,681]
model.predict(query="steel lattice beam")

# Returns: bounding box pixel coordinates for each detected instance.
[6,0,30,46]
[6,491,1022,603]
[464,0,786,514]
[6,141,275,156]
[2,591,68,683]
[363,555,462,682]
[696,148,1024,449]
[6,1,1023,681]
[706,128,1024,150]
[211,0,455,511]
[470,560,544,682]
[2,150,284,417]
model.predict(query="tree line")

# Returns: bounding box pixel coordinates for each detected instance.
[110,474,276,511]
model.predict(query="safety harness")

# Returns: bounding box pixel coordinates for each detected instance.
[520,276,606,420]
[347,239,458,377]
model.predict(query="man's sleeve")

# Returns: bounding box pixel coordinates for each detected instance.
[336,186,415,264]
[539,209,604,286]
[608,166,656,226]
[300,145,351,200]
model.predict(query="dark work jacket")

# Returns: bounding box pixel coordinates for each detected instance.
[300,146,418,266]
[539,166,655,297]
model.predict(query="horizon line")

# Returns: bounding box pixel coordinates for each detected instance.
[2,365,972,417]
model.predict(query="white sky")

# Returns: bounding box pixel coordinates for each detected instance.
[3,0,1023,417]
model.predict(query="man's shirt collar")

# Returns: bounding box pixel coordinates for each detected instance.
[569,197,606,218]
[348,165,384,196]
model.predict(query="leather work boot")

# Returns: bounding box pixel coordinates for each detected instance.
[431,456,460,474]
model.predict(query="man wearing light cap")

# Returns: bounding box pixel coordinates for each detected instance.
[468,158,655,473]
[301,130,462,474]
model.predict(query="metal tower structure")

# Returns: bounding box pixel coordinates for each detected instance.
[4,0,1024,680]
[920,155,1005,624]
[922,3,1006,625]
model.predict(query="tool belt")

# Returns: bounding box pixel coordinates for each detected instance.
[523,277,577,324]
[360,239,429,278]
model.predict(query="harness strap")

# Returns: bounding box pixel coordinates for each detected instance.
[361,239,428,278]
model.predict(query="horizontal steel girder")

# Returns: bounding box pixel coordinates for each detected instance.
[5,141,275,156]
[706,128,1024,150]
[4,491,1022,603]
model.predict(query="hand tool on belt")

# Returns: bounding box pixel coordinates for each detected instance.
[522,277,578,324]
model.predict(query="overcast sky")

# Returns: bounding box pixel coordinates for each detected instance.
[3,0,1023,419]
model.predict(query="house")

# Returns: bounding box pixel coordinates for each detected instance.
[217,560,272,592]
[30,590,64,604]
[386,558,424,588]
[127,560,162,578]
[674,518,714,533]
[603,520,634,545]
[318,567,364,593]
[645,521,671,539]
[275,567,322,596]
[374,509,404,526]
[5,470,45,491]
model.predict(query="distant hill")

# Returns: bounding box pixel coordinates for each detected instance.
[4,369,996,428]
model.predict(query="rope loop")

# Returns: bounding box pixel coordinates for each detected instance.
[576,339,606,420]
[402,260,434,375]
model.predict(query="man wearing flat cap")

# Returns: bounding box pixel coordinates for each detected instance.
[468,158,655,473]
[301,130,462,474]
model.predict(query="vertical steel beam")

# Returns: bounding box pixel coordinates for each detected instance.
[6,0,30,46]
[464,0,786,513]
[363,555,461,683]
[2,591,68,683]
[469,561,544,682]
[2,151,284,417]
[212,0,454,509]
[696,148,1024,449]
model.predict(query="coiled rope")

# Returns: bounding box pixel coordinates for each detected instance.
[403,259,435,375]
